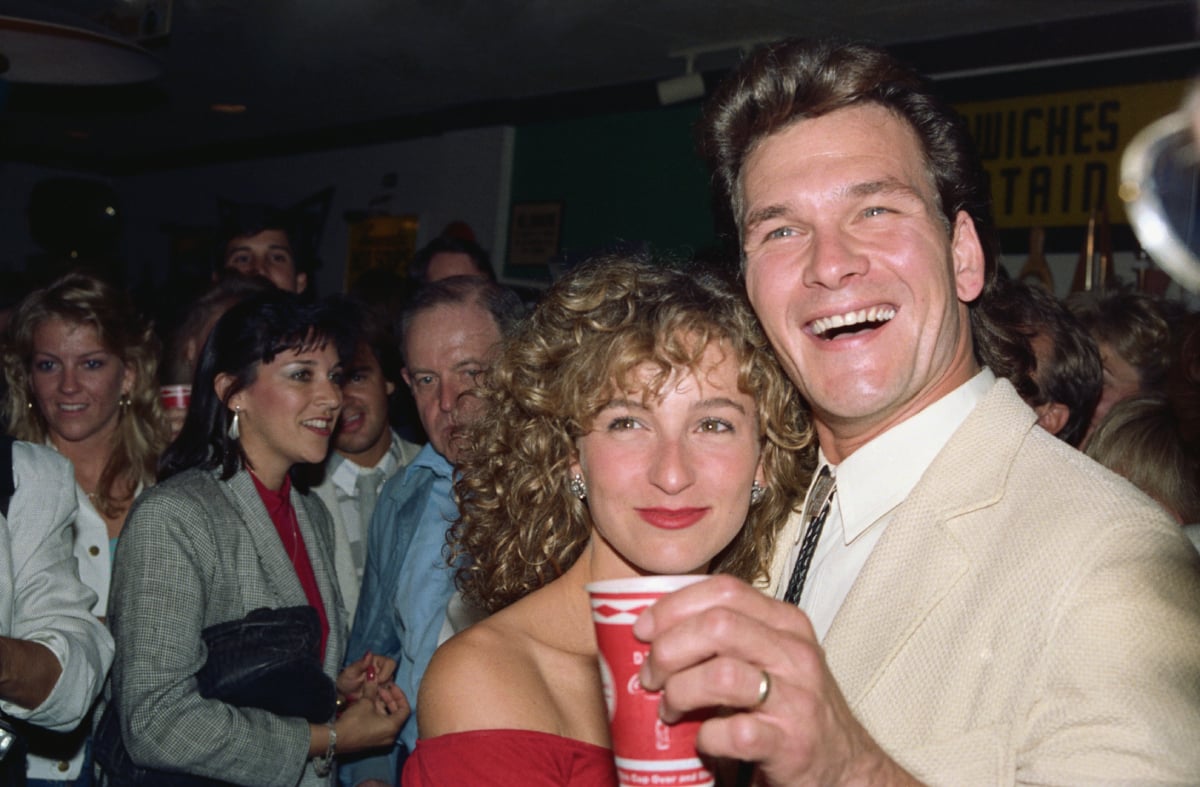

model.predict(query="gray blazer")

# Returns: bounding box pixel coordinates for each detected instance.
[107,467,346,787]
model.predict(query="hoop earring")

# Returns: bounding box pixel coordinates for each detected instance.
[750,481,765,506]
[227,408,241,440]
[569,473,587,501]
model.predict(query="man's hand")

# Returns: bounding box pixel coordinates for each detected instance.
[633,575,921,787]
[0,636,62,710]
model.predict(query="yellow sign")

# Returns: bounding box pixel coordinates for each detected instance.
[955,81,1189,228]
[345,214,419,290]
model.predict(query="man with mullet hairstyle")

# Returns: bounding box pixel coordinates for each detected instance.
[634,38,1200,787]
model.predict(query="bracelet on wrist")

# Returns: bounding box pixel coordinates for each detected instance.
[313,721,336,777]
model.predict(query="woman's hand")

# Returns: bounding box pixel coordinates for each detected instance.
[337,651,397,701]
[334,681,409,754]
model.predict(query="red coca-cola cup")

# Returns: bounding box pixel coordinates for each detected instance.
[587,575,714,787]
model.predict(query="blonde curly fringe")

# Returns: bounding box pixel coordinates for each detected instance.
[2,272,169,517]
[452,254,815,614]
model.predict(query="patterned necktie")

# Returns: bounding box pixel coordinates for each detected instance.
[783,465,835,606]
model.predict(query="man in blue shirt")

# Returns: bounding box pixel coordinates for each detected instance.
[340,276,522,786]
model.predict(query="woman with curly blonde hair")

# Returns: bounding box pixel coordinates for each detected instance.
[406,255,813,785]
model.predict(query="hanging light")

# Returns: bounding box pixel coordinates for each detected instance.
[0,3,160,86]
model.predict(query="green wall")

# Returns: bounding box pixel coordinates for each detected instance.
[507,102,718,280]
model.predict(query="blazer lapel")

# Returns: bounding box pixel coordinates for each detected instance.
[824,380,1036,706]
[294,489,346,668]
[224,471,307,604]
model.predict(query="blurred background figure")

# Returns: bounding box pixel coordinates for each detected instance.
[159,276,274,439]
[977,275,1102,447]
[1,271,166,784]
[409,235,495,283]
[1085,396,1200,544]
[1068,291,1182,445]
[214,189,333,296]
[312,298,422,628]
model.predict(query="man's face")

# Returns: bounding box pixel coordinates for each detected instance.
[426,251,485,282]
[223,229,307,293]
[402,302,501,462]
[740,103,985,462]
[334,343,395,466]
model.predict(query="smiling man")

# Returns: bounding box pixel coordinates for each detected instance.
[634,39,1200,787]
[312,304,420,627]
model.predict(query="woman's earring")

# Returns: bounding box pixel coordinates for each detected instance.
[569,473,587,501]
[227,408,241,440]
[118,393,131,410]
[750,481,765,506]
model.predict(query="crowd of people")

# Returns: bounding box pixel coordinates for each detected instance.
[2,36,1199,787]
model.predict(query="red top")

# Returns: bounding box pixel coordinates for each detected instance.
[251,472,330,659]
[403,729,617,786]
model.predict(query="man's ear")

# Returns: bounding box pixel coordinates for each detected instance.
[1035,401,1070,438]
[401,368,412,389]
[951,211,986,304]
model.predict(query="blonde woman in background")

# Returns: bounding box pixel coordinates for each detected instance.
[2,271,167,785]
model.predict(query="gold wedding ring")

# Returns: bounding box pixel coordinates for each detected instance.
[753,669,772,708]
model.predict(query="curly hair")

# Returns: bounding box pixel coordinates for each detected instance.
[452,255,814,614]
[2,271,168,517]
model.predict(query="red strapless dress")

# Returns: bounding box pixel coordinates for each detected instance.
[402,728,617,786]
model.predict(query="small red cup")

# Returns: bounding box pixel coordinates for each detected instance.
[160,384,191,410]
[587,575,713,787]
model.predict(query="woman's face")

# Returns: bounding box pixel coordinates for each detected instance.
[573,342,764,578]
[224,343,343,486]
[30,318,133,449]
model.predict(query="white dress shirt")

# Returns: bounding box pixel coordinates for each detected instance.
[314,430,421,626]
[778,369,994,641]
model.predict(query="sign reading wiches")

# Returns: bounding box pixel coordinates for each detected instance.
[954,80,1190,229]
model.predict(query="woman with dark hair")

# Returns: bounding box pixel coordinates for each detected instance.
[407,256,812,784]
[2,271,167,786]
[101,291,406,786]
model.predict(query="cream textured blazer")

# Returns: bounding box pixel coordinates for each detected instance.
[771,380,1200,786]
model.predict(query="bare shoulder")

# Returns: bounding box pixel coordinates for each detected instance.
[417,610,555,738]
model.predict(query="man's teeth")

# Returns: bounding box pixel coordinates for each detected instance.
[811,306,896,338]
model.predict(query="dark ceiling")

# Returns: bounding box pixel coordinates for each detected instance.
[1,0,1196,174]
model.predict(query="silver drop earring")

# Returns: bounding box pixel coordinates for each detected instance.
[227,408,241,440]
[750,481,765,505]
[569,473,587,501]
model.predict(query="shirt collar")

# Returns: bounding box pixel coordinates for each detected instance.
[329,430,406,495]
[409,441,454,478]
[828,368,994,544]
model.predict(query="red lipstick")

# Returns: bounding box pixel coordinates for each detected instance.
[636,507,708,530]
